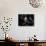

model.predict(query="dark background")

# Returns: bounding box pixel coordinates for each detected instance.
[18,14,34,26]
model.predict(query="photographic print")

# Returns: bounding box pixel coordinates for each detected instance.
[18,14,34,26]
